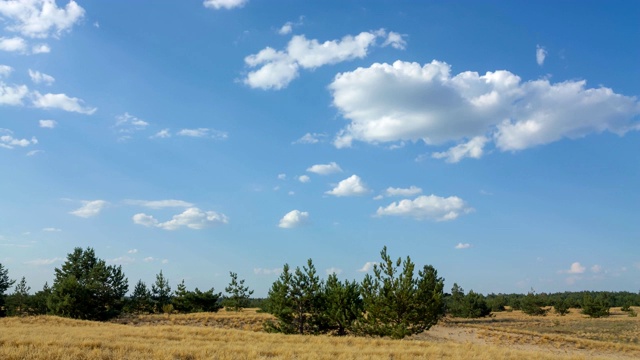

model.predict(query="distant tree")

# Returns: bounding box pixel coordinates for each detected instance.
[151,270,171,313]
[447,283,466,317]
[553,299,571,316]
[186,287,222,313]
[128,280,153,314]
[487,294,507,312]
[224,272,254,312]
[0,263,16,317]
[359,246,445,339]
[172,280,190,313]
[29,282,51,315]
[447,284,491,318]
[521,290,548,316]
[48,247,128,321]
[6,277,30,316]
[581,294,610,318]
[323,273,362,335]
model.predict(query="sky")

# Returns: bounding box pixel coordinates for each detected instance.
[1,0,639,298]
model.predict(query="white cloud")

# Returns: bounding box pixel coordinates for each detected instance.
[69,200,107,218]
[278,209,309,228]
[177,128,228,139]
[455,243,471,249]
[28,69,54,85]
[358,262,378,272]
[0,0,85,38]
[307,162,342,175]
[326,174,369,197]
[151,128,171,139]
[127,249,138,254]
[133,207,229,230]
[293,132,326,144]
[536,45,547,66]
[114,112,148,134]
[39,119,56,128]
[376,194,473,221]
[143,257,155,263]
[32,92,97,114]
[432,136,489,163]
[0,128,37,149]
[161,259,169,264]
[108,256,135,265]
[277,173,286,180]
[330,60,640,154]
[254,267,281,275]
[382,31,406,50]
[0,36,26,52]
[26,149,42,156]
[203,0,248,10]
[0,65,13,77]
[278,22,292,35]
[383,186,422,197]
[31,43,50,53]
[297,175,310,183]
[325,267,343,275]
[125,199,194,209]
[0,81,29,105]
[244,29,399,90]
[42,227,61,232]
[561,262,586,274]
[591,265,603,274]
[24,257,63,266]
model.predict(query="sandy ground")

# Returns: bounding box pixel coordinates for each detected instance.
[416,324,637,360]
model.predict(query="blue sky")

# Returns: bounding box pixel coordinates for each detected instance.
[1,0,639,297]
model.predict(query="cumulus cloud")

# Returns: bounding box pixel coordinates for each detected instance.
[28,69,54,85]
[297,175,310,183]
[151,128,171,139]
[24,257,63,266]
[31,43,49,53]
[32,91,97,114]
[203,0,248,10]
[432,136,489,163]
[0,0,85,38]
[455,243,471,249]
[277,173,286,180]
[307,162,342,175]
[69,200,107,218]
[0,81,29,105]
[0,36,26,52]
[326,175,370,197]
[358,262,378,272]
[278,209,309,228]
[177,128,228,139]
[125,199,194,209]
[382,31,407,50]
[536,45,547,66]
[561,262,586,274]
[293,132,326,144]
[376,194,472,221]
[330,60,640,157]
[278,22,293,35]
[0,65,13,77]
[244,29,400,90]
[39,119,56,128]
[383,186,422,197]
[133,207,229,230]
[127,249,138,254]
[0,128,37,149]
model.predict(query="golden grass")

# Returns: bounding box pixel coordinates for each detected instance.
[0,308,637,359]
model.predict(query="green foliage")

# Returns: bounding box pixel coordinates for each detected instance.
[48,247,128,321]
[151,270,171,312]
[28,282,51,315]
[521,290,548,316]
[486,294,507,312]
[172,280,190,313]
[170,279,221,313]
[359,247,445,339]
[224,272,254,312]
[0,263,16,317]
[264,264,295,334]
[554,299,571,316]
[162,303,174,314]
[581,294,610,318]
[447,284,491,318]
[128,280,153,314]
[323,273,362,335]
[6,277,30,316]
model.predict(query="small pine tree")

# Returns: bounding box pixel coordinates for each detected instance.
[264,264,296,334]
[151,270,171,313]
[172,280,191,313]
[323,273,362,335]
[129,280,152,314]
[224,272,254,312]
[554,299,571,316]
[6,277,30,316]
[581,294,610,318]
[0,263,16,317]
[521,290,548,316]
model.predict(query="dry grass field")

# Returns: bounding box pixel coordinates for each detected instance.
[1,308,639,359]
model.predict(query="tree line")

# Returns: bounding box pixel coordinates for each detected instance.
[1,246,639,338]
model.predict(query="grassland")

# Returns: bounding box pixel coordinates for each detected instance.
[1,308,638,359]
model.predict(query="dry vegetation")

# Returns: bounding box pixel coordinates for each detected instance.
[1,308,639,359]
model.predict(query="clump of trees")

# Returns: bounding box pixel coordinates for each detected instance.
[264,246,445,339]
[447,283,491,318]
[581,294,610,318]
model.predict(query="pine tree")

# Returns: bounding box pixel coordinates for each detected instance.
[151,270,171,313]
[521,289,548,316]
[264,264,296,334]
[359,246,445,339]
[129,280,152,314]
[0,263,15,317]
[6,277,30,316]
[172,280,191,313]
[224,272,254,312]
[48,247,128,321]
[323,273,362,335]
[581,294,610,318]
